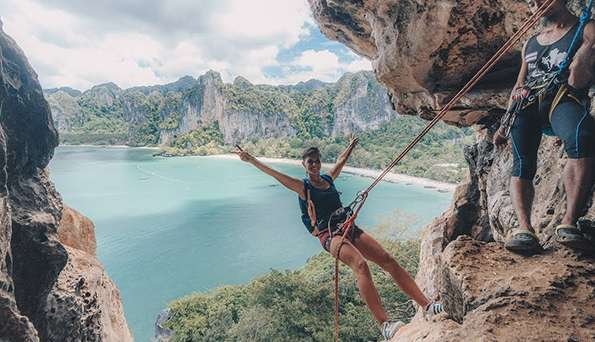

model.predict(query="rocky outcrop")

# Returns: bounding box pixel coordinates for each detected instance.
[46,90,84,132]
[58,205,96,256]
[396,126,594,341]
[397,236,595,341]
[331,70,396,135]
[52,206,132,342]
[309,0,530,124]
[46,205,132,341]
[153,309,173,342]
[44,244,133,342]
[46,70,396,146]
[1,17,64,341]
[0,19,130,342]
[308,1,595,341]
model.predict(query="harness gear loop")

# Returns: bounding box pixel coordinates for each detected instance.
[330,1,559,340]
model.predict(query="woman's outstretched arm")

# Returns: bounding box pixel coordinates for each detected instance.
[236,149,305,198]
[328,137,358,180]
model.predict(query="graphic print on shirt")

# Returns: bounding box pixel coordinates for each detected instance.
[526,48,568,81]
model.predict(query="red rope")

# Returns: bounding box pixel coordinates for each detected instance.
[332,1,558,340]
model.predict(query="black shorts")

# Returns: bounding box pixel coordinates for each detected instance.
[510,93,594,180]
[317,224,364,253]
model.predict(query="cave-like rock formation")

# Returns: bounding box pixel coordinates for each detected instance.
[308,1,595,340]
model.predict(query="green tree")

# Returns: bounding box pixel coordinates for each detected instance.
[165,224,421,341]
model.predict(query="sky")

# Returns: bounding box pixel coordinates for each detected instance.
[0,0,372,91]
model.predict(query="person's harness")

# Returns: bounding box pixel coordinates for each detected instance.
[501,0,594,137]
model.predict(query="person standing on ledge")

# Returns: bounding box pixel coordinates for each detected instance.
[494,0,595,253]
[235,138,444,340]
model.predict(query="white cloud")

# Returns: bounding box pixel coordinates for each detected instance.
[214,0,310,48]
[345,58,374,73]
[0,0,371,90]
[269,49,372,85]
[297,50,341,75]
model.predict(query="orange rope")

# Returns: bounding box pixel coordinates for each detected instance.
[334,256,340,339]
[332,1,557,340]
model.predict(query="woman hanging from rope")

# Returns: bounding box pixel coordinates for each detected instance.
[235,138,444,340]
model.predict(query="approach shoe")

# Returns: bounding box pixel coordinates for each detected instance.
[425,302,445,318]
[381,320,404,341]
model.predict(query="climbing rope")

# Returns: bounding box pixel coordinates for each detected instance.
[331,0,560,340]
[558,0,594,75]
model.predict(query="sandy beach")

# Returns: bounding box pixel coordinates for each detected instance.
[59,143,160,149]
[58,145,456,192]
[206,154,457,192]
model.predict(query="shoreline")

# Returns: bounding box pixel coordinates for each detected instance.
[56,145,456,192]
[58,143,160,150]
[205,154,457,192]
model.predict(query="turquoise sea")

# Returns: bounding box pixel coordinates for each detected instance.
[48,146,452,341]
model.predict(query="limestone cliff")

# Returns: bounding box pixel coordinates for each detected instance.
[309,1,595,341]
[45,70,396,146]
[48,206,132,342]
[0,20,131,341]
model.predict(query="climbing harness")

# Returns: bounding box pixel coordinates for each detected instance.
[500,0,594,137]
[330,0,563,340]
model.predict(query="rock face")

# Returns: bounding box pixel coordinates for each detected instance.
[330,71,395,135]
[308,1,595,341]
[309,0,530,124]
[0,18,64,342]
[58,205,96,256]
[45,90,84,132]
[0,20,131,342]
[45,70,397,146]
[153,309,173,342]
[397,236,595,341]
[44,244,133,342]
[48,206,132,341]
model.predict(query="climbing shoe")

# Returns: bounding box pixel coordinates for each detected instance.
[505,228,541,254]
[381,320,404,340]
[577,218,595,241]
[556,224,590,251]
[424,302,445,318]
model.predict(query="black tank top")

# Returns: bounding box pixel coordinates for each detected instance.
[524,22,580,85]
[298,174,343,233]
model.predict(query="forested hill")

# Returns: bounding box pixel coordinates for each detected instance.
[45,70,395,147]
[46,71,473,182]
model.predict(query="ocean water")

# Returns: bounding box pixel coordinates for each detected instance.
[48,146,452,341]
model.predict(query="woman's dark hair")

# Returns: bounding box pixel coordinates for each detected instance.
[302,147,320,161]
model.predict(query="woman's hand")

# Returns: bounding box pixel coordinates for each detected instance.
[234,148,255,163]
[348,136,359,149]
[511,86,529,101]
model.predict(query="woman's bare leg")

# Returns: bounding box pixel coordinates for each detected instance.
[353,232,431,309]
[330,236,388,324]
